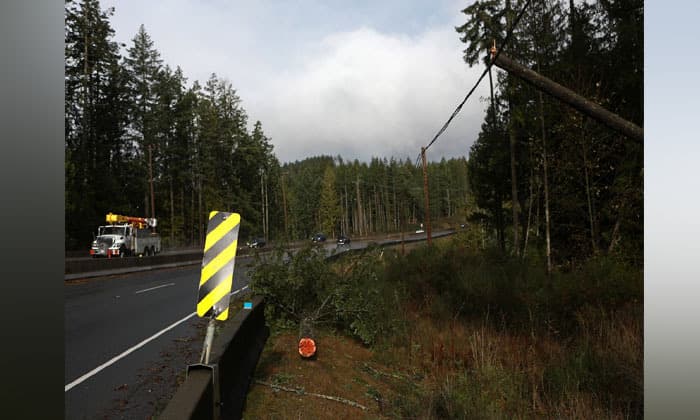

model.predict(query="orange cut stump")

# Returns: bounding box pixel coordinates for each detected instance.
[299,337,317,358]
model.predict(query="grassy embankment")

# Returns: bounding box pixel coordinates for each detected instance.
[244,232,643,419]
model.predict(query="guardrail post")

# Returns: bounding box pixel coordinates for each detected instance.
[186,363,220,420]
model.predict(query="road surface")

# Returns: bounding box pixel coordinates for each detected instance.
[64,257,255,419]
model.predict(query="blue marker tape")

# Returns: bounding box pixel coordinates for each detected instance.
[243,301,253,309]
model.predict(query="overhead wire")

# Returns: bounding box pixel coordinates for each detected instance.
[422,0,533,154]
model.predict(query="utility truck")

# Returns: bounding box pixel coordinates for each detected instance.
[90,213,161,258]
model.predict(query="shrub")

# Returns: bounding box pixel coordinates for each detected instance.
[250,245,402,345]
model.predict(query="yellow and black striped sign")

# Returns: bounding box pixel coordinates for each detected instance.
[197,211,241,320]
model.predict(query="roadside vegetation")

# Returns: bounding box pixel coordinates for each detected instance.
[246,232,642,419]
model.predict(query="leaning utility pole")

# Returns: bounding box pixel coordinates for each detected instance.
[491,52,643,142]
[421,147,432,245]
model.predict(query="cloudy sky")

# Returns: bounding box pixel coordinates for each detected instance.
[101,0,489,163]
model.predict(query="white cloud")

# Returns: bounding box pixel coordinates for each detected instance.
[248,27,490,163]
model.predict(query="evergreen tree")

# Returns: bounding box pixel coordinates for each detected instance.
[319,166,341,237]
[65,0,128,248]
[123,24,163,218]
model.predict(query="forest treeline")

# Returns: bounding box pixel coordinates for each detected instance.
[65,0,642,267]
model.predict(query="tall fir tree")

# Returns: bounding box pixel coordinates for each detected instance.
[123,24,163,218]
[319,166,341,237]
[65,0,129,248]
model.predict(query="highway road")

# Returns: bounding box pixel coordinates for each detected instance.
[64,257,255,419]
[63,229,454,419]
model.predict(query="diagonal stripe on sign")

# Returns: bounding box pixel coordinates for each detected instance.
[197,274,233,317]
[204,212,241,253]
[201,224,239,269]
[200,239,238,287]
[216,308,229,321]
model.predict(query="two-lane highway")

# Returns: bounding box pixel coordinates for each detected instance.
[64,257,255,419]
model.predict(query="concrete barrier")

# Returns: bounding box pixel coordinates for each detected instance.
[65,252,204,275]
[159,369,214,420]
[159,296,269,420]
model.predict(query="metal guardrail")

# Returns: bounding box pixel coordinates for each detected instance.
[159,296,269,420]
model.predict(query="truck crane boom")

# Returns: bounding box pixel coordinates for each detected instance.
[105,212,157,229]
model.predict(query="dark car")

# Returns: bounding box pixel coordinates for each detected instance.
[312,233,327,243]
[337,235,351,245]
[247,237,266,248]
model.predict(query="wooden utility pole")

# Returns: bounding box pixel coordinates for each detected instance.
[421,147,432,245]
[260,169,267,239]
[281,174,289,239]
[148,144,156,232]
[355,177,363,236]
[344,184,349,235]
[492,53,643,142]
[265,173,269,240]
[401,206,406,255]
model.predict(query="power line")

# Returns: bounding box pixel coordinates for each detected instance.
[423,0,533,153]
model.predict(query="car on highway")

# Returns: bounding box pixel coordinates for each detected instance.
[311,233,327,243]
[336,235,351,245]
[247,237,266,248]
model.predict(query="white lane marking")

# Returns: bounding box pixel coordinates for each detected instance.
[66,283,252,392]
[64,312,197,392]
[135,282,176,294]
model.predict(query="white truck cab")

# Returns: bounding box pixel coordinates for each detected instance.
[90,214,161,258]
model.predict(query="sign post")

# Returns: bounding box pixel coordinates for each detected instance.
[190,210,241,419]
